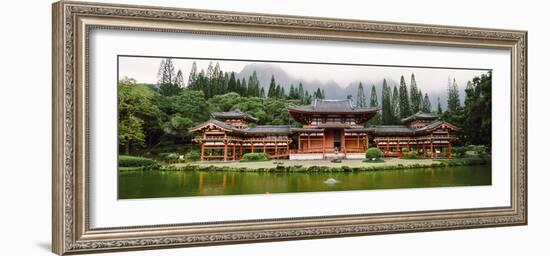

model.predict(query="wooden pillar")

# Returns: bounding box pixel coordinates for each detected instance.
[232,144,236,161]
[263,143,266,153]
[251,143,254,153]
[201,143,205,161]
[322,131,326,157]
[275,141,278,159]
[308,134,311,151]
[398,140,401,153]
[223,143,228,161]
[423,143,426,158]
[448,143,452,158]
[430,140,434,159]
[298,134,301,151]
[286,144,289,157]
[341,129,346,157]
[366,134,369,150]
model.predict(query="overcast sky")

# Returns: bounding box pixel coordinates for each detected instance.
[119,56,489,93]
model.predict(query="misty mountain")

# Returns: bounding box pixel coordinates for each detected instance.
[235,63,450,110]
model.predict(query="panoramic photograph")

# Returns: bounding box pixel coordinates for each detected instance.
[117,56,492,199]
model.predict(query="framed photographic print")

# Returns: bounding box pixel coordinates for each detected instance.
[52,1,527,255]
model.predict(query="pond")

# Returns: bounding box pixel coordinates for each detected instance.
[118,164,491,199]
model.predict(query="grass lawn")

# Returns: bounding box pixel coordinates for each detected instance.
[176,158,438,170]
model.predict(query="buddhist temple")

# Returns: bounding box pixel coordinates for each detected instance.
[189,99,459,161]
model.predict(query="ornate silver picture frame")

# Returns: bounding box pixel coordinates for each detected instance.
[52,1,527,255]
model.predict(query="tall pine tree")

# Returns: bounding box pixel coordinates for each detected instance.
[157,58,180,96]
[437,97,443,115]
[174,69,184,88]
[391,85,399,123]
[381,79,393,124]
[267,75,277,98]
[368,84,381,125]
[422,93,432,112]
[369,84,379,107]
[398,75,411,118]
[409,74,420,113]
[187,61,198,89]
[447,77,461,113]
[356,82,367,107]
[227,72,237,93]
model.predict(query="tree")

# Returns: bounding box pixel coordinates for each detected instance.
[462,72,492,147]
[367,84,381,125]
[381,79,393,124]
[437,97,443,115]
[447,77,461,113]
[356,82,367,107]
[157,58,180,96]
[298,83,305,102]
[267,75,277,98]
[369,84,378,108]
[174,70,185,88]
[187,61,198,89]
[422,93,432,112]
[227,72,237,93]
[118,78,161,154]
[391,85,400,123]
[304,91,312,104]
[260,87,265,98]
[240,78,247,97]
[398,75,411,118]
[313,88,323,99]
[409,74,420,113]
[157,58,175,85]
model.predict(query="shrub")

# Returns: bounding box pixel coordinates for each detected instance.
[473,145,487,156]
[401,150,421,159]
[452,147,466,157]
[366,147,384,159]
[118,155,159,169]
[185,151,201,162]
[240,152,270,162]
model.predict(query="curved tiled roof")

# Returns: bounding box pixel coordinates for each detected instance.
[369,121,460,135]
[211,108,259,122]
[401,112,438,123]
[287,99,379,114]
[243,125,291,135]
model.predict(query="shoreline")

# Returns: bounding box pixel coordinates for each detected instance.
[152,157,489,173]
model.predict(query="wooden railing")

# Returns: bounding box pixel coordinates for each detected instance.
[291,147,366,154]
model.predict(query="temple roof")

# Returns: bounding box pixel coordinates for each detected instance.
[287,99,379,114]
[188,119,235,132]
[189,120,291,135]
[211,108,259,122]
[367,125,416,135]
[401,112,438,123]
[369,120,460,136]
[243,125,291,135]
[290,128,324,133]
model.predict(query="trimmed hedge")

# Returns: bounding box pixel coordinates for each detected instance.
[366,147,383,159]
[118,155,159,170]
[400,150,422,159]
[185,151,201,162]
[240,153,270,162]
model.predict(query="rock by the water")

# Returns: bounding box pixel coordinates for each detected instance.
[324,178,339,184]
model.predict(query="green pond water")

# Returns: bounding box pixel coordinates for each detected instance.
[118,165,491,199]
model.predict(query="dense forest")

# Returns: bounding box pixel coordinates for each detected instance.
[119,58,492,155]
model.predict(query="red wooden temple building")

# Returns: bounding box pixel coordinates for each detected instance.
[368,113,460,158]
[189,99,459,161]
